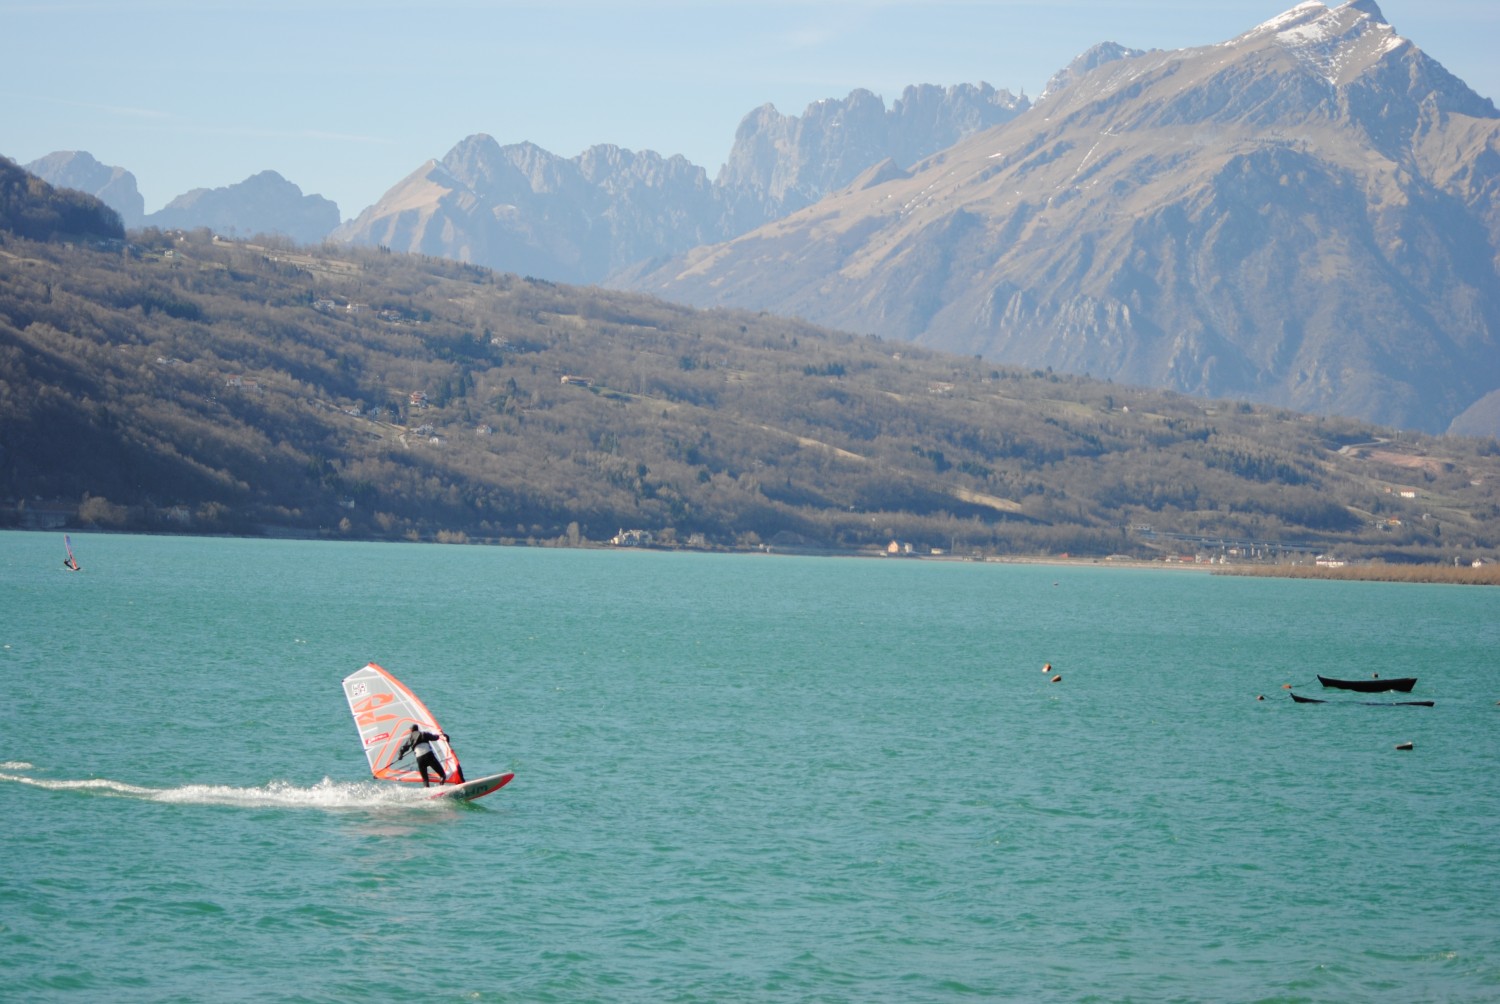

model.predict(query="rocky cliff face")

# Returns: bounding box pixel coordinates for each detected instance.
[143,170,340,245]
[331,136,718,283]
[334,83,1028,284]
[716,83,1028,229]
[618,1,1500,435]
[25,151,145,227]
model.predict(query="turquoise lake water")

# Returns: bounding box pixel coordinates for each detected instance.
[3,530,1498,1002]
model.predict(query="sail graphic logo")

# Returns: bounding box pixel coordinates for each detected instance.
[350,691,398,727]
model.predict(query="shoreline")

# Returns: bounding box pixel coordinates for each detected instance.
[10,526,1493,583]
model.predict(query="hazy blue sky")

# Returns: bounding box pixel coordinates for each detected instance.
[4,0,1496,219]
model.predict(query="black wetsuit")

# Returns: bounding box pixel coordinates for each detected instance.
[398,728,448,786]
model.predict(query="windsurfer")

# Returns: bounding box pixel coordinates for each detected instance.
[399,724,452,786]
[63,556,79,571]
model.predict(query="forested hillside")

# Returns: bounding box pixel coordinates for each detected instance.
[1,155,123,243]
[3,228,1498,562]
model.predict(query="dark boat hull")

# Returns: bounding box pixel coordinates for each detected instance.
[1290,692,1433,707]
[1317,674,1417,693]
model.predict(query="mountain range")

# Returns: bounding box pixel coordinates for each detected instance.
[22,152,338,244]
[619,1,1500,436]
[329,83,1028,284]
[24,82,1025,281]
[17,1,1500,438]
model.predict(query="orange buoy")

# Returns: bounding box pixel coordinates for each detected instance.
[1050,674,1062,682]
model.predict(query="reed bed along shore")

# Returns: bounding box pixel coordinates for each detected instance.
[1213,562,1500,586]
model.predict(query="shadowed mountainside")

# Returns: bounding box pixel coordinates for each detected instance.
[3,228,1497,562]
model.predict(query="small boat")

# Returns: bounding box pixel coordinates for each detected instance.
[1317,674,1417,693]
[1290,692,1433,707]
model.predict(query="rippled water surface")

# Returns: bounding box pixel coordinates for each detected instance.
[4,531,1498,1001]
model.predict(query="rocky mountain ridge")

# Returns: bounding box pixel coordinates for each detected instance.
[617,0,1500,436]
[22,82,1025,283]
[332,83,1028,284]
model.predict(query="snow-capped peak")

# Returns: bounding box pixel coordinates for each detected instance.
[1237,0,1406,86]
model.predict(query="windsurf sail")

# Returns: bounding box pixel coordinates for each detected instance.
[63,534,80,571]
[341,662,462,785]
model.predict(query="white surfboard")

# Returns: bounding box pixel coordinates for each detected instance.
[426,771,515,802]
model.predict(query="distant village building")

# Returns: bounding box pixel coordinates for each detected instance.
[611,528,654,546]
[560,375,592,387]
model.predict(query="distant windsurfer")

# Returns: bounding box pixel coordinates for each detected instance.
[398,724,453,786]
[63,556,79,571]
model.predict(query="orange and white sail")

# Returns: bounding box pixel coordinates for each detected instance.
[341,662,461,784]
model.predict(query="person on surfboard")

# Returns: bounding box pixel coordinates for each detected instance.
[398,724,454,786]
